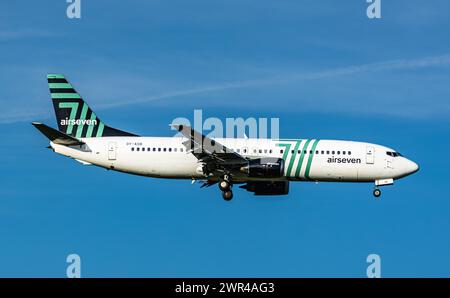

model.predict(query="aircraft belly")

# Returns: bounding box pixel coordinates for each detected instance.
[112,153,198,178]
[311,164,358,182]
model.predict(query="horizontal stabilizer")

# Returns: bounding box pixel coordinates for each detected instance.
[32,122,85,146]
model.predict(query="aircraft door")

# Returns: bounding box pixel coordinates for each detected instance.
[108,142,117,161]
[366,146,374,164]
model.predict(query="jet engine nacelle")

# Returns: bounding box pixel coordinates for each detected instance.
[240,181,290,196]
[240,158,285,178]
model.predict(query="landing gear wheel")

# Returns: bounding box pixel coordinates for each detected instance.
[219,180,231,191]
[373,188,381,198]
[222,190,233,201]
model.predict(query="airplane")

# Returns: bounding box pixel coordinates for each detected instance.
[33,74,419,201]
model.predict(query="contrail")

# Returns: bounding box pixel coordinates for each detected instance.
[0,110,50,125]
[0,29,54,41]
[95,53,450,109]
[2,53,450,124]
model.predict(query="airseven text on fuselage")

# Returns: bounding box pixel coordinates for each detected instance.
[327,156,362,164]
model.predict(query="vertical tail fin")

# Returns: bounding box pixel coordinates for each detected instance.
[48,74,137,138]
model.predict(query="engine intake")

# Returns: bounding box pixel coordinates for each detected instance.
[240,181,290,196]
[240,158,284,178]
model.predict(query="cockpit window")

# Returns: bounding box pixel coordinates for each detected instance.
[386,151,402,157]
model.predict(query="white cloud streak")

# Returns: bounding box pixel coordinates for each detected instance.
[96,54,450,109]
[0,29,54,41]
[1,54,450,124]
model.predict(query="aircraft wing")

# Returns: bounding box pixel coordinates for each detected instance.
[171,124,248,175]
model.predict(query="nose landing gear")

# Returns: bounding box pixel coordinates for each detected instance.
[373,188,381,198]
[373,178,394,198]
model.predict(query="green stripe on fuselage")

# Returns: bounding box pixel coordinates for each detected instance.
[286,141,301,177]
[276,143,292,176]
[305,139,320,180]
[295,139,311,178]
[277,143,291,161]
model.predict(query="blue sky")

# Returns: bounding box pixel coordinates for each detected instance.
[0,0,449,277]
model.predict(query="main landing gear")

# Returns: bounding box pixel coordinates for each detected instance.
[219,175,233,201]
[222,190,233,201]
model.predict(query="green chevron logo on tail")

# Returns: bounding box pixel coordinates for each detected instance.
[57,102,103,137]
[47,74,136,138]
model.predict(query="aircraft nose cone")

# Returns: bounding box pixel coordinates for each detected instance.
[407,160,419,175]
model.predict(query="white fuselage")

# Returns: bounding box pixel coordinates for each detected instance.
[50,137,419,183]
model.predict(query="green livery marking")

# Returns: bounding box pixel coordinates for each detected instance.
[277,143,291,161]
[295,139,311,178]
[48,83,73,89]
[51,93,81,99]
[75,103,89,138]
[86,113,97,138]
[58,102,79,134]
[47,74,65,79]
[96,122,104,137]
[286,141,301,176]
[305,139,320,180]
[276,139,321,179]
[276,143,292,176]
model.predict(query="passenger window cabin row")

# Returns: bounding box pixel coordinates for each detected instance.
[131,147,184,152]
[130,147,351,156]
[281,150,353,156]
